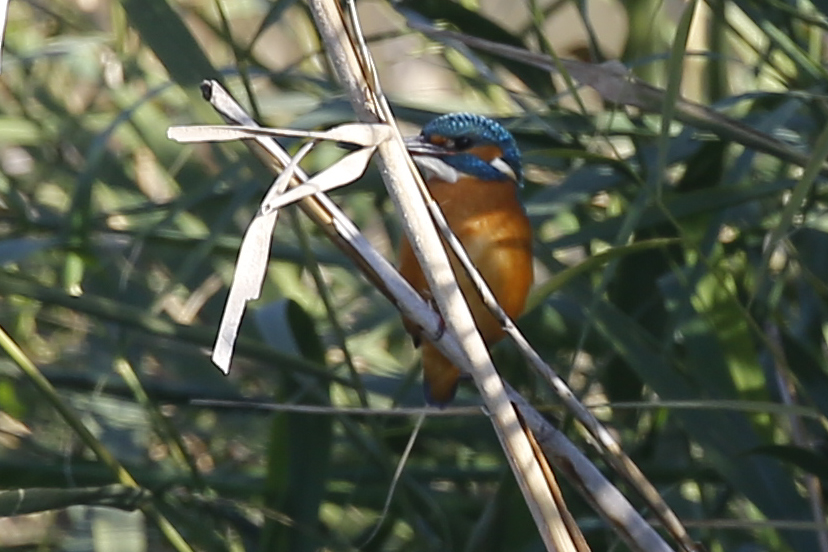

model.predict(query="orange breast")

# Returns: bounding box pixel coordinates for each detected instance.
[398,175,533,403]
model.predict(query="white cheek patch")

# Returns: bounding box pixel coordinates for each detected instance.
[490,157,517,181]
[412,156,460,183]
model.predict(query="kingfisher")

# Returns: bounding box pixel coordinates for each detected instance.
[399,113,534,404]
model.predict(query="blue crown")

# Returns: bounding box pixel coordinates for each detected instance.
[420,113,523,184]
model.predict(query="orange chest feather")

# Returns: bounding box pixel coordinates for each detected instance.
[426,176,532,258]
[398,175,534,327]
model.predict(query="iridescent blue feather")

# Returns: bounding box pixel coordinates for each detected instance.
[420,113,523,185]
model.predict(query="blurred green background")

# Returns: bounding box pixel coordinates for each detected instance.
[1,0,828,550]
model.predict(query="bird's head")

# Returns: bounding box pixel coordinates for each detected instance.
[405,113,523,186]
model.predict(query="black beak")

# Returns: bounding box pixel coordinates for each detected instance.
[403,134,449,157]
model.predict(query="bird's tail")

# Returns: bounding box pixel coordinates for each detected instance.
[421,342,461,405]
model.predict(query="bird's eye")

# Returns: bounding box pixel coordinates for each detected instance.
[452,136,473,150]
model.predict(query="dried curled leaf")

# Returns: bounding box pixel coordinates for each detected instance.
[211,141,314,372]
[209,131,385,372]
[260,146,378,215]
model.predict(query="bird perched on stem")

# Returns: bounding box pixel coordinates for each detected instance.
[400,113,534,404]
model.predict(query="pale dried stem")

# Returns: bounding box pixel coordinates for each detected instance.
[307,1,576,550]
